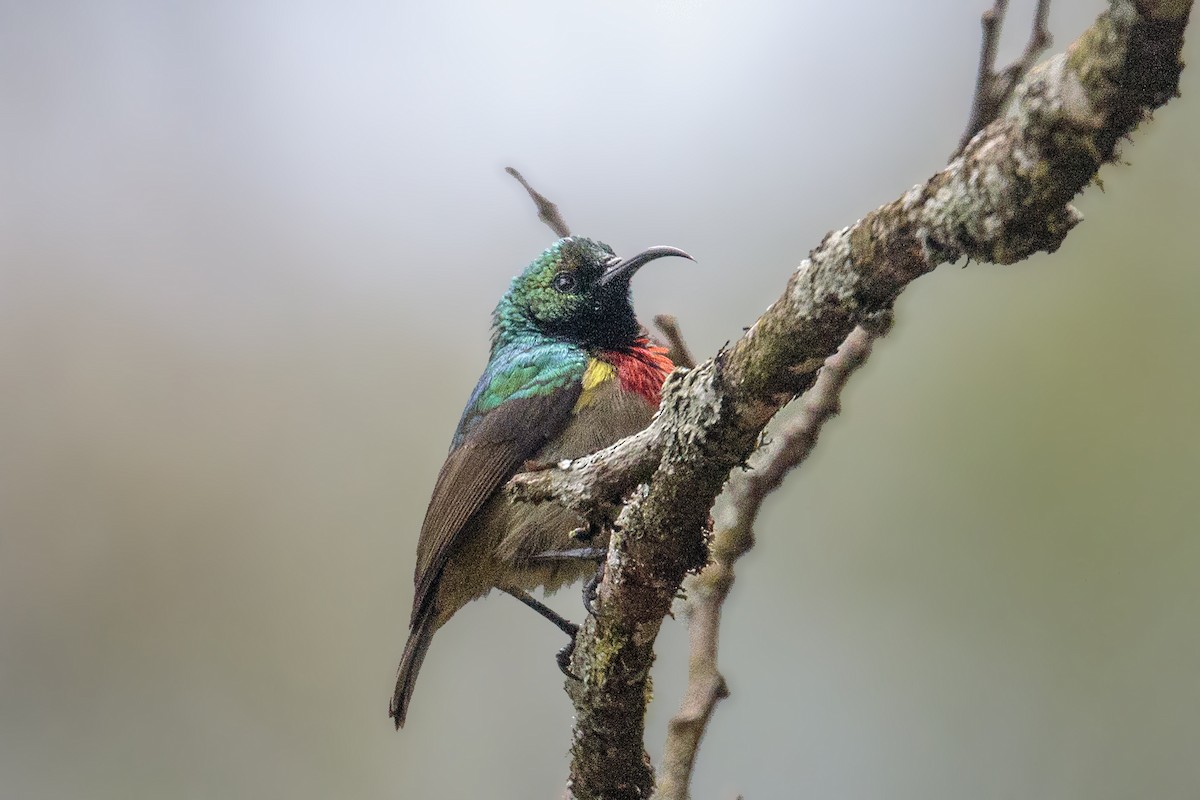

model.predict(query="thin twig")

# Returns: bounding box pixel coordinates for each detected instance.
[956,0,1053,155]
[654,314,697,370]
[654,325,884,800]
[506,166,572,238]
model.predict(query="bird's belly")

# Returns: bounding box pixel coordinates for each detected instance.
[537,382,657,463]
[502,384,655,582]
[435,384,656,614]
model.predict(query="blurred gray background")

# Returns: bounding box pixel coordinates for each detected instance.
[1,1,1197,798]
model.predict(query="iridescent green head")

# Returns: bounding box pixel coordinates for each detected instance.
[493,237,690,352]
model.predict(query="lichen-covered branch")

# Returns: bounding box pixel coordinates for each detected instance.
[655,325,884,800]
[510,422,664,514]
[507,4,1191,798]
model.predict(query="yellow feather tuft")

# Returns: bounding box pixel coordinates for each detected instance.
[573,358,616,412]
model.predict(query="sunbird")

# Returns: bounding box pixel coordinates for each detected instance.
[391,236,690,728]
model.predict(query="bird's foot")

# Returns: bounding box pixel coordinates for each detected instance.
[582,568,602,618]
[566,522,595,542]
[529,547,607,562]
[500,586,582,680]
[556,627,582,681]
[571,503,625,542]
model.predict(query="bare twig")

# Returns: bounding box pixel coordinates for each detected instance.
[654,314,697,370]
[654,325,884,800]
[956,0,1053,155]
[506,166,572,238]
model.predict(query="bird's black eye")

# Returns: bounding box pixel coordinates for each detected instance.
[552,271,578,293]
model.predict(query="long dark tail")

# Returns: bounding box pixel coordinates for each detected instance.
[390,611,436,729]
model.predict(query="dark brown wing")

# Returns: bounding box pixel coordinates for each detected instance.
[410,385,581,625]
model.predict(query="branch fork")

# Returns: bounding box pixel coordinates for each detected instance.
[499,2,1191,797]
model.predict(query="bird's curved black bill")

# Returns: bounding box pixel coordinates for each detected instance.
[597,246,693,287]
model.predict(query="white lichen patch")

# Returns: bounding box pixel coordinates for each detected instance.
[900,183,924,212]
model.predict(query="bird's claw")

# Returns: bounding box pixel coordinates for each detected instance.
[557,625,581,681]
[530,547,606,562]
[571,523,596,543]
[582,568,602,618]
